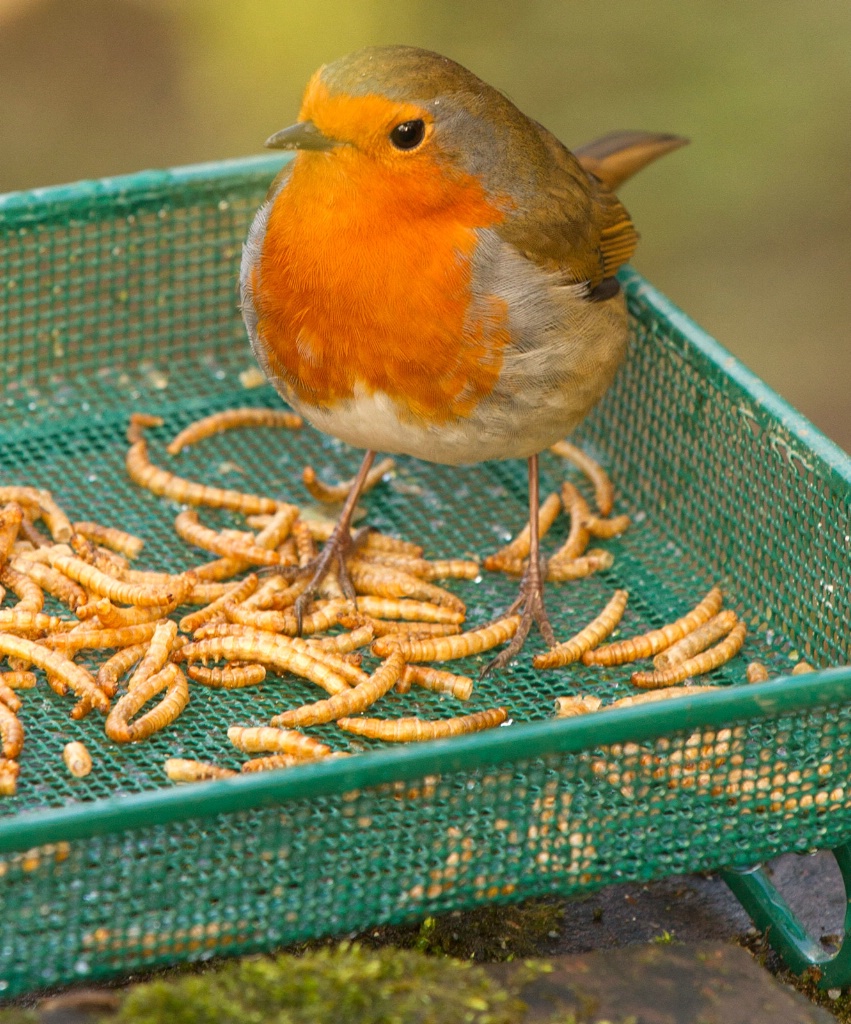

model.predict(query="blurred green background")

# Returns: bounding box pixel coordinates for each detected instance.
[1,0,849,451]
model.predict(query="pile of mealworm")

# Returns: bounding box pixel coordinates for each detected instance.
[0,408,805,793]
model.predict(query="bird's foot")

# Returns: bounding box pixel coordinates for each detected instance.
[291,524,369,631]
[482,555,556,676]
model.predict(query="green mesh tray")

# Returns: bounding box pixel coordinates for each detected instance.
[0,156,849,999]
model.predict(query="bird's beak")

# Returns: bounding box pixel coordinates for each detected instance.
[264,121,340,152]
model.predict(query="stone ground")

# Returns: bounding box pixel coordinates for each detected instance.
[16,851,850,1023]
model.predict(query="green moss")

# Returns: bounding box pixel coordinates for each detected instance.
[112,943,529,1024]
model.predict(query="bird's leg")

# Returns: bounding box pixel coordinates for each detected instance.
[484,454,556,674]
[293,449,376,630]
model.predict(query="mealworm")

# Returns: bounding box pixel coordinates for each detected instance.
[0,611,72,637]
[244,573,310,611]
[226,598,350,636]
[96,643,148,699]
[105,662,189,743]
[337,706,508,742]
[127,412,164,443]
[746,661,771,684]
[63,741,92,778]
[72,522,145,559]
[553,695,603,717]
[18,517,51,548]
[352,618,462,639]
[399,664,474,700]
[227,726,333,759]
[356,553,480,581]
[0,758,19,797]
[175,633,351,696]
[164,758,238,782]
[70,534,130,574]
[240,754,301,772]
[545,549,614,581]
[302,457,395,504]
[285,637,367,686]
[630,620,747,689]
[551,481,591,562]
[89,597,183,629]
[187,664,267,688]
[582,586,724,666]
[483,492,561,571]
[371,616,521,662]
[586,513,631,539]
[0,503,24,565]
[0,671,37,689]
[179,574,259,633]
[792,661,815,675]
[271,650,405,728]
[354,596,464,625]
[292,520,316,567]
[347,561,465,613]
[605,685,718,709]
[166,407,302,454]
[534,590,629,669]
[652,610,738,670]
[254,505,301,548]
[0,702,23,757]
[307,622,375,653]
[0,488,70,542]
[187,556,247,582]
[13,559,87,611]
[0,634,108,711]
[549,440,614,516]
[184,579,242,605]
[47,550,182,607]
[174,510,285,566]
[0,565,44,614]
[126,436,279,515]
[127,620,178,691]
[46,619,166,656]
[0,683,21,712]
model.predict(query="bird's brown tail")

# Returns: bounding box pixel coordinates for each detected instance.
[574,131,688,191]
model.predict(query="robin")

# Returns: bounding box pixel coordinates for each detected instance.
[241,44,686,670]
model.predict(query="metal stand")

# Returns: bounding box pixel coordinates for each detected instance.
[722,843,851,988]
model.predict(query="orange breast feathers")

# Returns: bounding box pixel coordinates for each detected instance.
[251,140,512,424]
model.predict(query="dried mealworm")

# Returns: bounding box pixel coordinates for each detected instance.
[483,492,561,571]
[179,574,259,633]
[549,440,615,516]
[47,550,182,607]
[0,703,23,757]
[227,726,333,759]
[337,706,508,742]
[0,683,21,712]
[0,565,44,614]
[46,619,166,656]
[307,622,375,653]
[0,671,37,689]
[271,650,406,728]
[13,559,87,612]
[605,685,718,709]
[0,503,24,565]
[545,549,614,581]
[105,663,189,743]
[354,596,464,625]
[551,481,591,563]
[0,611,72,637]
[534,590,629,669]
[292,520,317,567]
[187,556,248,582]
[166,407,302,454]
[302,457,395,504]
[226,598,350,636]
[96,642,148,698]
[0,634,108,711]
[586,513,631,539]
[630,620,747,689]
[70,534,130,574]
[240,754,301,773]
[174,510,285,566]
[164,758,238,782]
[72,522,145,559]
[582,586,724,667]
[553,695,603,717]
[184,579,242,605]
[652,610,738,670]
[746,661,771,684]
[127,412,164,443]
[0,488,72,542]
[126,436,279,515]
[284,637,367,686]
[302,520,423,557]
[371,616,521,662]
[792,661,815,675]
[127,620,179,690]
[175,633,351,696]
[358,619,462,640]
[244,573,310,611]
[187,663,267,688]
[347,561,465,613]
[90,598,183,629]
[63,741,92,778]
[399,664,474,700]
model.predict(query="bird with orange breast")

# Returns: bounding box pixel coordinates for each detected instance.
[241,45,686,671]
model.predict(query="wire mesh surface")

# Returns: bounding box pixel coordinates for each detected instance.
[0,157,849,997]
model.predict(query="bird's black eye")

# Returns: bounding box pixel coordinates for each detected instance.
[389,119,426,150]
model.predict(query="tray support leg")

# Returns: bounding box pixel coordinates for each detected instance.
[721,843,851,988]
